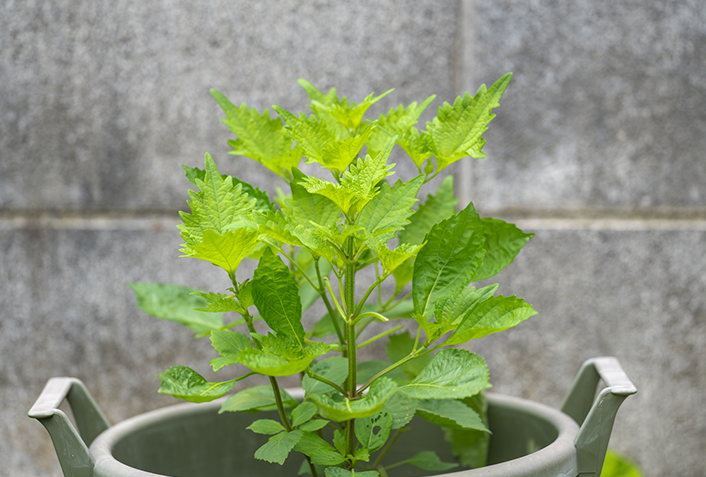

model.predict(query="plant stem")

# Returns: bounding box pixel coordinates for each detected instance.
[305,368,347,395]
[355,275,386,317]
[356,325,403,349]
[315,258,344,345]
[357,348,432,394]
[344,236,358,464]
[371,428,404,469]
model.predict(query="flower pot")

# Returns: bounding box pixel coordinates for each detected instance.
[29,357,635,477]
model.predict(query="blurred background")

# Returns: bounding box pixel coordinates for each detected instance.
[2,1,705,476]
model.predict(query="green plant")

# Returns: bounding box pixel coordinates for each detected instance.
[130,74,537,477]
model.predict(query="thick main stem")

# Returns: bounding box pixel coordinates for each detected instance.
[344,236,358,464]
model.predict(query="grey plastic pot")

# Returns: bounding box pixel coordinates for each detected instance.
[29,357,635,477]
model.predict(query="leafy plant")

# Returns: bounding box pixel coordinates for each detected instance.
[130,74,537,477]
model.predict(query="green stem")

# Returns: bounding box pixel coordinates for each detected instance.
[351,311,388,327]
[356,325,403,349]
[315,258,344,345]
[344,236,358,463]
[322,277,348,322]
[354,275,386,317]
[305,368,347,395]
[357,348,432,394]
[371,428,404,470]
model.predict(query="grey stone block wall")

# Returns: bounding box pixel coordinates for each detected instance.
[2,1,704,476]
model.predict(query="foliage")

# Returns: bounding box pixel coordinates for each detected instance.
[131,75,537,476]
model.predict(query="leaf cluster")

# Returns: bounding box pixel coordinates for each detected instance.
[130,75,537,476]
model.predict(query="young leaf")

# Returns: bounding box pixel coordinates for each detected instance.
[247,419,286,435]
[288,169,341,228]
[383,392,418,429]
[192,291,244,314]
[354,408,392,452]
[184,228,260,275]
[291,401,318,427]
[339,137,397,215]
[399,349,490,400]
[321,122,377,172]
[366,234,423,276]
[385,331,432,379]
[272,106,338,170]
[254,430,303,465]
[472,218,534,282]
[412,203,486,320]
[356,175,424,239]
[128,282,223,337]
[416,399,489,431]
[426,73,512,172]
[303,356,349,397]
[399,175,458,247]
[211,90,302,177]
[317,88,394,131]
[252,248,305,348]
[209,329,252,371]
[158,366,237,403]
[293,431,346,466]
[181,165,275,213]
[309,378,397,421]
[220,385,297,413]
[445,295,537,345]
[405,451,458,471]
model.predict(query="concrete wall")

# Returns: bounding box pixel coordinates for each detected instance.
[2,1,704,475]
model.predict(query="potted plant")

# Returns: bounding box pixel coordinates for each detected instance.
[29,76,636,477]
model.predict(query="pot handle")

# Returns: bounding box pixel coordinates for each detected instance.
[560,357,637,476]
[28,377,110,477]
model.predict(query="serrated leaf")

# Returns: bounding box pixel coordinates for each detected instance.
[333,429,346,455]
[353,447,371,462]
[340,138,397,215]
[434,284,499,326]
[303,357,348,397]
[416,399,489,431]
[325,468,379,477]
[427,73,512,172]
[212,90,301,177]
[288,169,342,228]
[158,366,237,403]
[355,408,392,452]
[273,106,337,167]
[209,329,252,371]
[310,378,397,422]
[192,291,244,313]
[220,385,297,413]
[445,391,490,469]
[254,430,303,465]
[412,202,486,320]
[178,154,256,246]
[357,175,424,239]
[383,392,418,429]
[366,234,423,276]
[128,282,223,337]
[181,165,275,213]
[292,401,318,427]
[445,295,537,345]
[399,175,458,247]
[252,248,305,347]
[293,431,345,465]
[247,419,286,435]
[239,335,330,376]
[316,88,394,131]
[399,349,490,400]
[385,331,433,379]
[183,228,260,275]
[473,218,534,281]
[321,122,377,172]
[405,451,458,471]
[299,419,329,432]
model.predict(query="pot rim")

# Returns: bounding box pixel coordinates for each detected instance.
[90,390,579,477]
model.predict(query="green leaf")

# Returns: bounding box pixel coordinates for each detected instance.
[310,378,397,422]
[292,401,318,427]
[353,447,371,463]
[601,450,644,477]
[433,284,499,327]
[212,90,301,177]
[385,331,432,379]
[356,175,424,239]
[339,137,397,215]
[383,392,418,429]
[473,218,534,281]
[192,291,244,314]
[128,282,223,337]
[299,419,329,432]
[158,366,237,403]
[310,312,342,339]
[325,468,379,477]
[209,329,252,371]
[399,349,490,399]
[272,106,337,170]
[369,96,437,159]
[405,451,458,471]
[288,169,341,228]
[239,335,330,376]
[303,357,349,397]
[445,295,537,345]
[293,431,345,465]
[321,122,377,172]
[366,235,423,276]
[247,419,286,435]
[181,165,275,213]
[444,391,490,468]
[416,399,489,431]
[355,408,392,452]
[316,88,394,131]
[426,73,512,172]
[220,385,297,413]
[412,202,486,320]
[184,228,260,275]
[252,248,305,347]
[254,430,303,465]
[178,153,256,246]
[399,175,458,246]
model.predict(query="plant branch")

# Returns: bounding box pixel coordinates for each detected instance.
[351,311,388,327]
[315,258,344,344]
[305,368,347,395]
[322,277,348,323]
[357,348,432,394]
[356,325,403,349]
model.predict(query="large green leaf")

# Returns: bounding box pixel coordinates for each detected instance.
[399,349,490,399]
[416,399,489,431]
[433,284,498,326]
[426,73,512,172]
[445,295,537,345]
[383,392,418,429]
[356,175,424,239]
[158,366,237,403]
[355,408,392,452]
[239,335,330,376]
[209,330,252,371]
[303,356,349,397]
[128,282,223,337]
[412,203,486,320]
[252,248,305,347]
[219,385,297,413]
[310,378,397,421]
[293,431,345,465]
[399,175,458,246]
[184,228,260,275]
[473,218,534,282]
[254,430,303,465]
